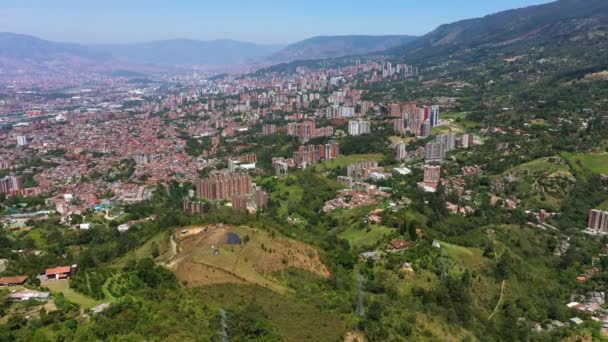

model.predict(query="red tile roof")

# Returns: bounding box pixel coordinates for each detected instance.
[0,276,28,285]
[45,266,72,276]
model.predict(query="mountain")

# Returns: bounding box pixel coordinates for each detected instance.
[389,0,608,62]
[0,33,283,76]
[0,32,108,61]
[267,35,418,64]
[94,39,284,66]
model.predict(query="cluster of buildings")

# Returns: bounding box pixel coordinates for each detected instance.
[586,209,608,235]
[287,120,334,142]
[292,142,340,167]
[425,133,479,162]
[322,187,390,213]
[196,172,252,201]
[194,172,268,213]
[392,104,440,137]
[346,161,391,181]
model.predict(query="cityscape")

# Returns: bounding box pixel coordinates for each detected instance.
[0,0,608,340]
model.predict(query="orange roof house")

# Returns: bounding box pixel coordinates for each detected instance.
[0,276,28,286]
[45,265,77,280]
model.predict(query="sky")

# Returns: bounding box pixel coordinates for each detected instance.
[0,0,555,44]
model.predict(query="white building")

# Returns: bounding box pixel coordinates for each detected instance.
[17,135,27,147]
[396,142,407,161]
[348,120,371,136]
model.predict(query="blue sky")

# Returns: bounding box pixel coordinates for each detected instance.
[0,0,555,44]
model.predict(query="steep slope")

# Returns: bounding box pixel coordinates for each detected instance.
[95,39,283,66]
[390,0,608,63]
[268,35,417,64]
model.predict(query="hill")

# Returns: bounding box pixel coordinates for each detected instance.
[389,0,608,63]
[169,224,330,293]
[267,35,417,64]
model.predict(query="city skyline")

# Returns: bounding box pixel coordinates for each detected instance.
[0,0,554,44]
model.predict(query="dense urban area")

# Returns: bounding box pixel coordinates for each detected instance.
[1,0,608,341]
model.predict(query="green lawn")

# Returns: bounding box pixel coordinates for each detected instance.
[42,279,101,309]
[338,225,394,249]
[563,152,608,174]
[312,153,383,171]
[439,242,485,269]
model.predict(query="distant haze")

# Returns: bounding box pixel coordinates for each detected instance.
[0,0,554,44]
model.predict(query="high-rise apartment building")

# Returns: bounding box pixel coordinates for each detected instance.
[588,209,608,233]
[423,165,441,184]
[348,120,371,136]
[262,124,277,135]
[196,173,252,201]
[0,176,22,194]
[232,194,249,213]
[430,106,440,127]
[396,142,407,161]
[422,120,432,138]
[425,142,444,162]
[394,119,406,135]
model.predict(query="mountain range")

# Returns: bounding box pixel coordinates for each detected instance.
[0,33,417,74]
[1,0,607,77]
[265,35,417,64]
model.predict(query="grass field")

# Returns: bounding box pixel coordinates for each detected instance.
[563,152,608,174]
[42,279,101,309]
[312,153,383,171]
[432,121,465,135]
[338,225,394,249]
[505,156,571,175]
[192,284,349,342]
[439,242,485,269]
[172,225,329,294]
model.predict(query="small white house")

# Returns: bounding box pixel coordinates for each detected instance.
[78,223,91,230]
[117,224,130,233]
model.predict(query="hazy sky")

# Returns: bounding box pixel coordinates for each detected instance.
[0,0,555,44]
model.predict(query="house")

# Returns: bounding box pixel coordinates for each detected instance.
[389,240,410,250]
[117,224,130,233]
[78,223,91,230]
[8,291,51,301]
[45,264,77,280]
[570,317,584,325]
[0,276,28,286]
[91,303,111,314]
